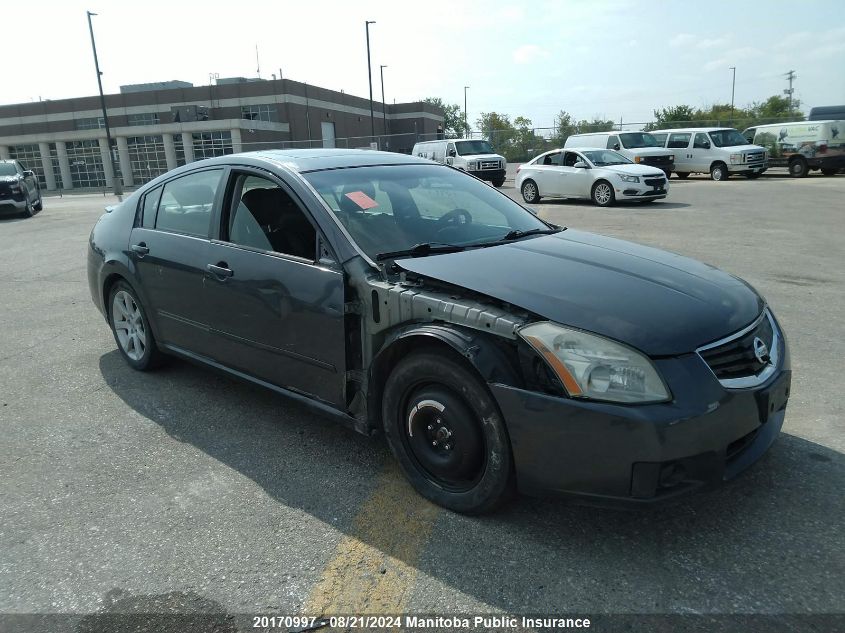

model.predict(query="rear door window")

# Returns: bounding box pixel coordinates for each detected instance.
[668,133,691,149]
[155,169,223,237]
[606,136,620,150]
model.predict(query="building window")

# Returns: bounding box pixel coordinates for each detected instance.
[9,144,45,187]
[127,112,161,127]
[49,144,63,190]
[192,131,233,159]
[241,104,277,122]
[75,117,105,130]
[174,135,186,167]
[66,140,106,188]
[127,135,168,184]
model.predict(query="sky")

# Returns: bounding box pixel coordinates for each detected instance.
[5,0,845,129]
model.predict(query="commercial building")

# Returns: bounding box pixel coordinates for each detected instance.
[0,78,443,191]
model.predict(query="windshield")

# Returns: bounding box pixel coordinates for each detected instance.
[581,150,633,166]
[304,164,549,260]
[454,140,494,155]
[619,132,661,148]
[0,163,18,177]
[709,129,749,147]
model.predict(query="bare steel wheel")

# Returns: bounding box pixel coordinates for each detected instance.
[382,350,514,513]
[108,281,164,370]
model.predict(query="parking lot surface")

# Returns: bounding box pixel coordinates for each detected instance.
[1,172,844,628]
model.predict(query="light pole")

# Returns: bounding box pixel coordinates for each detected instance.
[729,66,736,123]
[379,65,388,143]
[365,20,376,145]
[86,11,122,198]
[463,86,469,137]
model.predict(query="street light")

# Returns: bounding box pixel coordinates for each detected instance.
[365,20,376,145]
[463,86,470,137]
[729,66,736,123]
[380,65,388,141]
[86,11,122,198]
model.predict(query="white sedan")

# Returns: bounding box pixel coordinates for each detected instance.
[516,148,669,207]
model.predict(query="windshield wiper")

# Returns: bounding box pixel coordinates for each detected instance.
[500,227,563,241]
[375,242,466,261]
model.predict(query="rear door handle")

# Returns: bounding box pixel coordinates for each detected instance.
[206,262,234,278]
[131,243,149,256]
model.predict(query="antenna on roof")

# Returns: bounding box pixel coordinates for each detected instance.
[256,44,261,79]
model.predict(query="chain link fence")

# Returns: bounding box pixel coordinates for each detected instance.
[465,116,803,163]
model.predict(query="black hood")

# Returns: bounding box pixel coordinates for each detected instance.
[397,230,764,356]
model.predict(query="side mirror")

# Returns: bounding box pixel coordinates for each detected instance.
[573,161,588,169]
[447,149,456,157]
[612,144,620,151]
[702,141,711,149]
[23,170,35,178]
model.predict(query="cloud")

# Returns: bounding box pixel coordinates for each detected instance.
[513,44,548,64]
[670,33,695,47]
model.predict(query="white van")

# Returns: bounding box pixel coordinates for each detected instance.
[564,131,675,177]
[649,128,767,180]
[742,120,844,177]
[411,139,507,187]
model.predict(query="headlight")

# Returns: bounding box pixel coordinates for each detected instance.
[519,322,671,403]
[730,154,744,164]
[468,161,477,170]
[10,184,22,193]
[669,154,674,161]
[617,174,640,183]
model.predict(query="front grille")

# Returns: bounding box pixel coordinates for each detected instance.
[746,151,765,165]
[726,428,760,462]
[644,177,666,188]
[699,313,775,380]
[643,155,672,165]
[480,160,501,170]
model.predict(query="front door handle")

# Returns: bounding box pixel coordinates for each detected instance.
[206,262,234,278]
[131,243,149,256]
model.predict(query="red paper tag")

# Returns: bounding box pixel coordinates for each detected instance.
[344,191,379,210]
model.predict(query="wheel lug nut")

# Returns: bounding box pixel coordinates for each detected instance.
[427,425,432,431]
[431,441,437,446]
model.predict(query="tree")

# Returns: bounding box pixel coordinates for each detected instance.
[576,117,616,134]
[750,95,803,122]
[552,110,577,146]
[423,97,469,138]
[650,104,698,129]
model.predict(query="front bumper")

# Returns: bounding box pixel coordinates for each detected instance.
[468,168,506,182]
[728,163,767,175]
[493,344,790,505]
[615,178,669,201]
[0,194,27,215]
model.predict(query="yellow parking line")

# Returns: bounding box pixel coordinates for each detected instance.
[306,462,441,615]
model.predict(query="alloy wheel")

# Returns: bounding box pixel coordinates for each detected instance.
[112,290,147,361]
[594,183,612,205]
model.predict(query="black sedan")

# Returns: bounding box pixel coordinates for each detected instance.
[87,149,791,513]
[0,159,43,217]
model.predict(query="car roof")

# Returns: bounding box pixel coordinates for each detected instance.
[649,127,736,133]
[226,148,432,173]
[747,120,838,129]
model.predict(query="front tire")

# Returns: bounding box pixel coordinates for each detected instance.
[591,180,615,207]
[23,196,35,218]
[675,172,690,179]
[789,157,808,178]
[520,179,540,203]
[492,179,505,188]
[710,162,729,181]
[382,351,514,514]
[108,281,164,371]
[745,172,762,179]
[33,192,43,211]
